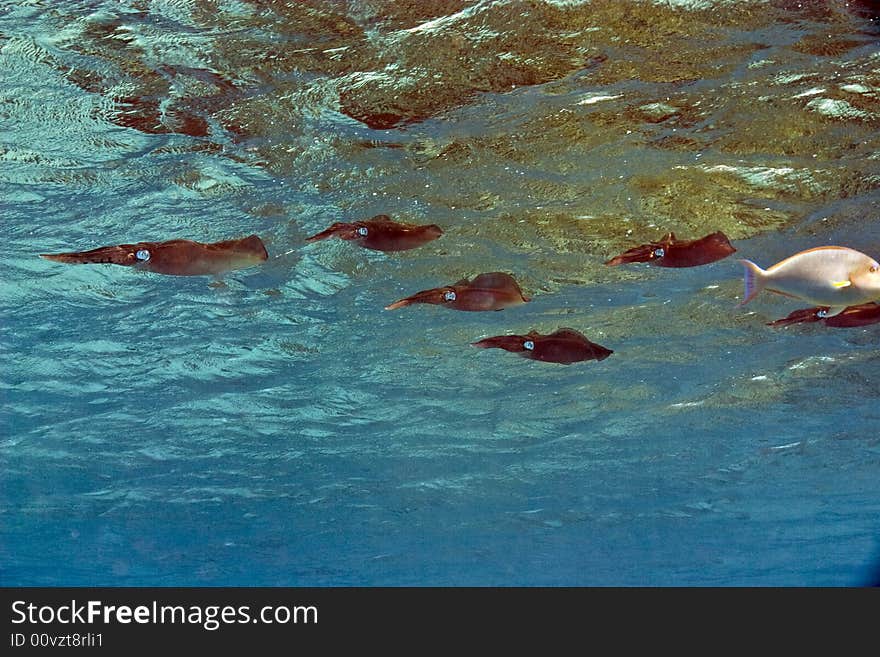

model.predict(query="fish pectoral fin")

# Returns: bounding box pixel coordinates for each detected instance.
[831,279,852,288]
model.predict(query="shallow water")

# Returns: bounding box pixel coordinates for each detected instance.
[2,0,880,586]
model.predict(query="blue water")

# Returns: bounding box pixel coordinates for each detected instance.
[2,0,880,586]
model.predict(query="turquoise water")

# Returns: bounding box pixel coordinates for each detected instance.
[2,1,880,586]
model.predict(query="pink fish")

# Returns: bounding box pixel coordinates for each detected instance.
[739,246,880,317]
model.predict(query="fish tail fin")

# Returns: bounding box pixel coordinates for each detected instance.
[738,259,766,306]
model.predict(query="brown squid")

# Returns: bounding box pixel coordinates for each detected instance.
[605,231,736,267]
[385,272,530,311]
[472,328,613,365]
[768,302,880,328]
[305,215,442,252]
[40,235,269,276]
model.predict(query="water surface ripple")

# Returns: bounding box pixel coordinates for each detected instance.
[2,0,879,585]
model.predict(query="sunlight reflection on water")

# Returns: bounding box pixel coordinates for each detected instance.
[2,0,880,586]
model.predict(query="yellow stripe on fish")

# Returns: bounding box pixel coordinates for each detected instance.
[739,246,880,318]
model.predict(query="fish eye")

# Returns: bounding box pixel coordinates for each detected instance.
[443,290,456,302]
[523,340,535,350]
[135,249,150,261]
[653,248,665,258]
[356,226,368,237]
[870,265,878,273]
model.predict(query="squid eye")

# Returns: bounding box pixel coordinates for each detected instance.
[356,226,368,237]
[523,340,535,351]
[653,248,665,258]
[443,291,456,302]
[135,249,150,261]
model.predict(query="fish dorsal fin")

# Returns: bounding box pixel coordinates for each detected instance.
[469,272,519,291]
[549,328,586,341]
